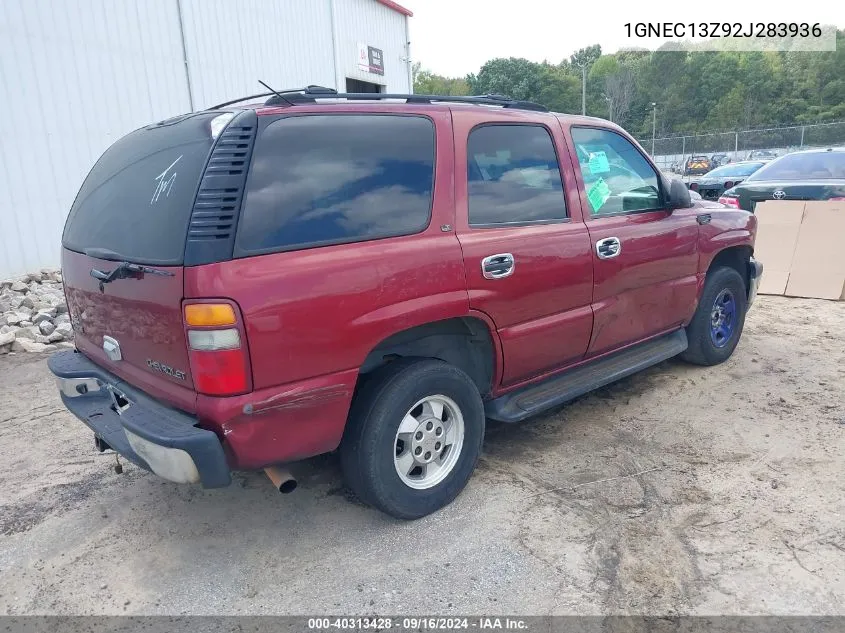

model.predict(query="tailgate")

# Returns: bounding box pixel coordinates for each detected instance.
[62,249,196,412]
[62,249,197,412]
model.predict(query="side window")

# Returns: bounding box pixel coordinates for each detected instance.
[570,127,662,216]
[467,124,567,226]
[236,115,434,254]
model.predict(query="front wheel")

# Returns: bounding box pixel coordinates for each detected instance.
[681,266,747,366]
[340,359,485,520]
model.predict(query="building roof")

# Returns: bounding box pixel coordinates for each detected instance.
[375,0,413,17]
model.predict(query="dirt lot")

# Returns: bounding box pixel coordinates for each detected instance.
[0,296,843,616]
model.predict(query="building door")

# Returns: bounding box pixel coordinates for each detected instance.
[346,78,383,93]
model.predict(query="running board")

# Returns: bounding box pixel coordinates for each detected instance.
[485,329,688,423]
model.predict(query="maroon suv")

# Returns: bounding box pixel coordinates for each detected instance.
[49,88,762,519]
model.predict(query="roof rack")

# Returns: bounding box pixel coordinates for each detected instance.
[209,86,548,113]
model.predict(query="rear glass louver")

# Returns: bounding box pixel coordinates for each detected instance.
[184,109,258,266]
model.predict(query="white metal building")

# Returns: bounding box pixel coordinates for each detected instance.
[0,0,413,278]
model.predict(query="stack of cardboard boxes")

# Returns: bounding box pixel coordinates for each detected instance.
[754,201,845,301]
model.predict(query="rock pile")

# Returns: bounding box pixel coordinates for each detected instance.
[1,270,75,354]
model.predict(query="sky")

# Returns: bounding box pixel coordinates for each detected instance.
[401,0,844,77]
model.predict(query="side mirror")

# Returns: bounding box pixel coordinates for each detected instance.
[665,176,693,210]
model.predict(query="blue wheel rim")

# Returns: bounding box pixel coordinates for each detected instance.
[710,289,737,348]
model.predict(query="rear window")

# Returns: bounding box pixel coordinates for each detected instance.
[63,112,219,265]
[748,152,845,181]
[706,162,764,178]
[235,114,435,255]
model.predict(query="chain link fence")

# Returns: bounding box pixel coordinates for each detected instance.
[638,121,845,173]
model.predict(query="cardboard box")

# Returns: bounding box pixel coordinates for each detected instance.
[784,202,845,300]
[753,201,805,296]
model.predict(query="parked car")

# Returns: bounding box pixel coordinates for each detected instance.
[720,148,845,211]
[710,153,731,167]
[688,161,766,200]
[49,88,763,519]
[684,155,712,175]
[746,149,778,162]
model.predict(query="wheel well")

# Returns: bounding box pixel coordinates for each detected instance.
[358,317,496,397]
[708,246,752,290]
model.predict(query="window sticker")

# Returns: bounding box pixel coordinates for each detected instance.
[588,151,610,175]
[587,177,611,212]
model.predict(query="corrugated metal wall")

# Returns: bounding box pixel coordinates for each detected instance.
[0,0,191,278]
[333,0,412,92]
[0,0,409,278]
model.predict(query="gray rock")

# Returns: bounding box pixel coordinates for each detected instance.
[10,280,27,292]
[47,331,65,343]
[0,299,10,313]
[5,312,25,326]
[11,339,49,353]
[55,313,71,325]
[19,320,33,327]
[5,295,24,309]
[27,281,41,292]
[12,327,34,340]
[20,295,35,309]
[56,303,68,314]
[0,325,12,334]
[56,322,74,338]
[35,334,51,344]
[33,310,55,325]
[39,320,56,335]
[0,331,14,346]
[56,341,75,350]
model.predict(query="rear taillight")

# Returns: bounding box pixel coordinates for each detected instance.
[828,196,845,201]
[184,301,250,396]
[718,196,741,209]
[724,181,734,189]
[689,182,698,191]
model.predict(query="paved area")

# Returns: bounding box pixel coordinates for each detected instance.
[1,296,843,615]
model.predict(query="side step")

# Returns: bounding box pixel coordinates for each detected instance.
[485,329,688,423]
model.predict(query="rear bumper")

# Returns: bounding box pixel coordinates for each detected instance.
[748,257,763,306]
[48,350,231,488]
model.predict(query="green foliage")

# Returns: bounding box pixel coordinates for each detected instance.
[413,31,845,137]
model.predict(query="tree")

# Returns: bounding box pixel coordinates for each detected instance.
[413,63,470,96]
[411,29,845,138]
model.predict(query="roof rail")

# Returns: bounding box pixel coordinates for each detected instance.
[208,85,338,110]
[209,86,548,113]
[266,87,548,112]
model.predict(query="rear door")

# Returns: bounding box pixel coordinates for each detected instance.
[564,124,699,356]
[60,112,226,411]
[453,110,594,387]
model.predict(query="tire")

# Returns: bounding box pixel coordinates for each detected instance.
[340,358,485,520]
[681,266,747,366]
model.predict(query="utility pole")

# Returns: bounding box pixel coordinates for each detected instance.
[651,102,657,156]
[605,96,613,122]
[581,65,587,116]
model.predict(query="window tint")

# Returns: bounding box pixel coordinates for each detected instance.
[747,152,845,181]
[467,124,566,226]
[571,127,662,215]
[236,115,434,254]
[63,112,219,264]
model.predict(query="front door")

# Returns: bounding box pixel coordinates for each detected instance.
[453,112,594,387]
[565,124,700,356]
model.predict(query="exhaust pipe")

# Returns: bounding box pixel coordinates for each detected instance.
[264,466,297,494]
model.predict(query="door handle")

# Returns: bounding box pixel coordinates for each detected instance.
[481,253,515,279]
[596,237,621,259]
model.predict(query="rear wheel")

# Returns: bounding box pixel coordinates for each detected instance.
[340,359,485,519]
[681,266,747,366]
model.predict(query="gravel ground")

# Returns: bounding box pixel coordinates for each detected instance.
[0,296,843,616]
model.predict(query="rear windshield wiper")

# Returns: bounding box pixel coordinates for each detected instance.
[90,261,174,290]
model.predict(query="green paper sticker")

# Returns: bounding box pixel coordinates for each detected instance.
[588,151,610,174]
[587,178,611,212]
